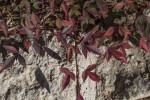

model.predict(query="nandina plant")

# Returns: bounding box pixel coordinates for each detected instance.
[0,0,150,100]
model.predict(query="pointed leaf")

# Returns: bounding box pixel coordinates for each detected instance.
[23,40,29,51]
[86,64,96,71]
[25,28,35,39]
[139,37,149,52]
[82,31,92,43]
[17,54,26,67]
[87,71,100,82]
[61,20,72,27]
[113,1,125,10]
[60,67,70,74]
[44,47,61,60]
[62,74,70,91]
[67,49,73,61]
[1,22,8,36]
[33,41,41,55]
[104,27,115,36]
[86,45,103,55]
[82,71,88,82]
[82,44,87,59]
[121,43,132,49]
[73,46,82,55]
[69,72,75,81]
[0,56,16,73]
[60,36,67,50]
[62,25,72,34]
[31,12,40,26]
[105,50,112,62]
[3,45,18,53]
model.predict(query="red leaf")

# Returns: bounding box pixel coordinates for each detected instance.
[121,43,132,49]
[86,64,96,71]
[3,45,18,53]
[31,12,40,26]
[73,46,82,55]
[105,50,112,62]
[86,45,103,55]
[120,47,126,56]
[62,74,70,91]
[67,49,73,61]
[23,40,29,51]
[61,20,72,27]
[104,27,115,36]
[111,50,125,58]
[0,56,16,73]
[62,3,68,18]
[82,44,87,59]
[139,37,149,52]
[113,1,125,10]
[82,71,87,82]
[35,28,42,40]
[93,31,105,38]
[119,26,131,40]
[77,93,84,100]
[69,72,75,81]
[50,0,55,14]
[77,37,84,44]
[17,54,26,67]
[60,67,70,74]
[1,22,8,36]
[87,71,100,82]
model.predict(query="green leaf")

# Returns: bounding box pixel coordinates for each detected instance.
[89,18,95,25]
[33,3,39,9]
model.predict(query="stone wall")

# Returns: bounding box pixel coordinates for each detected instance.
[0,37,150,100]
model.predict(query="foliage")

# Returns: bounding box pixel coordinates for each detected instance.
[0,0,150,99]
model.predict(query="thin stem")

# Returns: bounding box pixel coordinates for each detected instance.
[75,34,80,100]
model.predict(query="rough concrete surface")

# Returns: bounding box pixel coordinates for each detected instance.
[0,36,150,100]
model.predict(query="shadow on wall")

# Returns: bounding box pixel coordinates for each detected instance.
[35,67,50,93]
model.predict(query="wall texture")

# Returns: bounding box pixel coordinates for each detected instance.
[0,36,150,100]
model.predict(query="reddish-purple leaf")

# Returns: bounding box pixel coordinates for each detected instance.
[31,12,40,26]
[67,49,73,61]
[62,3,68,18]
[77,37,84,44]
[86,64,96,71]
[104,27,115,36]
[17,54,26,67]
[17,25,34,34]
[35,28,41,40]
[23,40,29,51]
[105,50,112,62]
[87,71,100,82]
[62,74,70,91]
[62,25,72,34]
[120,47,126,56]
[77,93,84,100]
[121,43,132,49]
[60,36,67,50]
[119,26,131,40]
[82,71,88,82]
[73,46,82,55]
[44,47,61,60]
[113,1,125,10]
[139,37,149,52]
[111,50,125,58]
[61,20,72,27]
[3,45,18,53]
[69,72,75,81]
[50,0,55,14]
[86,45,103,55]
[82,31,92,43]
[0,56,16,73]
[1,22,8,36]
[82,44,87,59]
[93,31,105,38]
[60,67,70,74]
